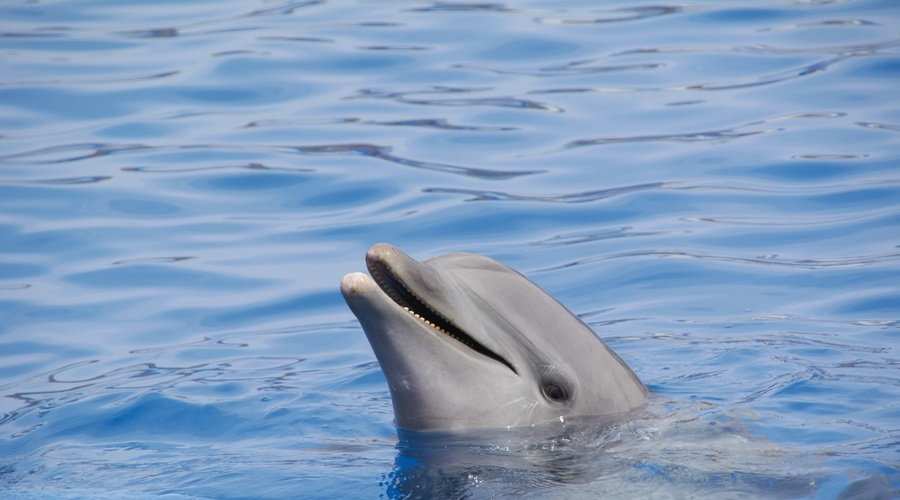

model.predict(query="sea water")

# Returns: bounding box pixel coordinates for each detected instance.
[1,0,898,498]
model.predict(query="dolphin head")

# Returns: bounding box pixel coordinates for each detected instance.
[341,243,648,431]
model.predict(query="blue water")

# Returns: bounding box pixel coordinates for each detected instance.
[1,0,898,498]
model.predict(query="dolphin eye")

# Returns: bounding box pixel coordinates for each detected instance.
[543,383,568,402]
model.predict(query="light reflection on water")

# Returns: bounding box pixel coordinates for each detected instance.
[1,0,898,498]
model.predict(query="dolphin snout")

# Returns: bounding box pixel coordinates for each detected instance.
[340,272,372,297]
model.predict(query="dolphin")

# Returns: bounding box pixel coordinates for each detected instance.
[340,243,648,431]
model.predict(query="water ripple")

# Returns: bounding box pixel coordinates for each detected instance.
[533,39,900,94]
[366,118,517,131]
[537,250,900,272]
[684,207,900,227]
[1,0,897,495]
[536,5,684,25]
[0,142,152,164]
[0,70,179,88]
[0,175,112,185]
[410,2,518,13]
[455,61,663,77]
[856,121,900,132]
[111,256,195,265]
[242,117,358,128]
[0,142,539,179]
[425,182,667,203]
[124,162,313,174]
[244,0,323,17]
[559,112,845,151]
[758,18,879,32]
[119,21,401,39]
[423,178,900,204]
[531,227,687,246]
[290,143,543,179]
[256,35,333,43]
[351,86,563,112]
[1,355,309,432]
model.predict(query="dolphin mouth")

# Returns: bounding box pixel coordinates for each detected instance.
[366,258,518,375]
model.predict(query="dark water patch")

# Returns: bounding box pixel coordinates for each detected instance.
[367,117,516,131]
[0,263,44,280]
[835,294,900,315]
[288,183,393,209]
[477,38,580,61]
[0,283,30,291]
[121,27,180,38]
[212,52,409,78]
[747,158,867,182]
[357,44,432,51]
[691,8,792,24]
[848,57,900,78]
[410,2,517,13]
[0,175,112,186]
[96,121,174,139]
[108,199,180,216]
[425,182,667,203]
[243,117,357,128]
[0,224,96,255]
[290,142,542,179]
[257,35,334,43]
[49,393,240,440]
[125,162,314,174]
[351,86,563,112]
[196,172,311,191]
[0,88,139,120]
[1,32,67,38]
[856,121,900,132]
[536,5,684,25]
[563,126,774,149]
[16,176,112,185]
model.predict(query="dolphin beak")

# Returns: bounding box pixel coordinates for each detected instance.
[340,271,372,297]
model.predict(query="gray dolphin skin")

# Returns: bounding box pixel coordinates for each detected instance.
[340,243,648,431]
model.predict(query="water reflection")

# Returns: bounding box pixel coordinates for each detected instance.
[383,408,833,499]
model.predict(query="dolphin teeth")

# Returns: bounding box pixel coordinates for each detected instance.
[368,259,518,375]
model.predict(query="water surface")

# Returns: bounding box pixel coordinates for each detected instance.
[1,0,898,498]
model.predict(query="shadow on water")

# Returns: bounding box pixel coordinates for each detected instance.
[381,406,896,499]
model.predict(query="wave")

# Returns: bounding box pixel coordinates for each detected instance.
[423,178,900,204]
[535,249,900,272]
[531,39,900,95]
[0,141,541,179]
